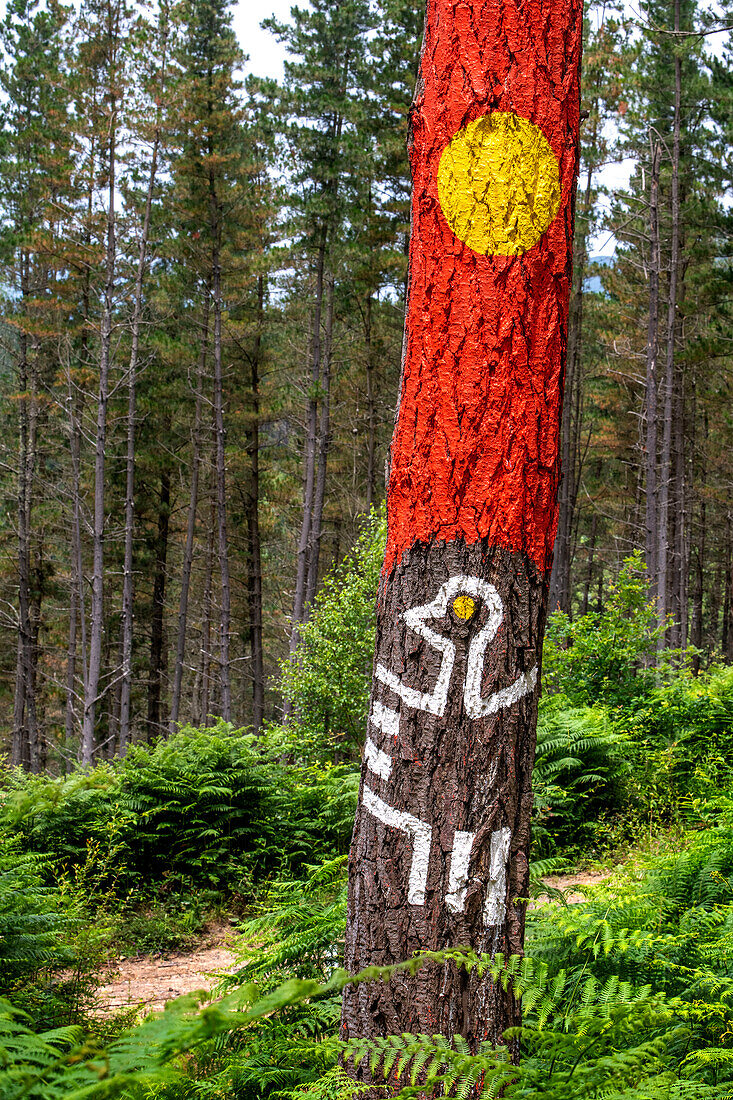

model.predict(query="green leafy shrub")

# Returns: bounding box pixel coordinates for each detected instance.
[280,506,386,759]
[0,836,106,1029]
[543,551,663,708]
[0,726,359,907]
[533,703,627,855]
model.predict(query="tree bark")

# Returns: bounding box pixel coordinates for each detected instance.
[724,518,733,662]
[147,467,171,739]
[198,493,217,726]
[645,139,662,605]
[290,229,327,654]
[657,0,682,648]
[364,293,377,511]
[549,141,597,614]
[81,83,117,765]
[13,253,40,771]
[305,271,335,612]
[243,273,265,732]
[120,119,162,754]
[170,282,210,731]
[342,0,582,1063]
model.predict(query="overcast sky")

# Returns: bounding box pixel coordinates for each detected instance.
[234,0,291,83]
[235,0,636,256]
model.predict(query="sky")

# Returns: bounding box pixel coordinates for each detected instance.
[235,0,636,257]
[234,0,292,83]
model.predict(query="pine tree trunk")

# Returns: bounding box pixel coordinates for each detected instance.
[170,284,210,732]
[645,139,661,605]
[147,468,171,739]
[290,231,327,654]
[305,271,335,611]
[211,235,232,722]
[244,273,265,732]
[549,149,595,614]
[120,127,161,753]
[81,109,117,766]
[198,493,216,725]
[724,519,733,662]
[67,384,88,753]
[364,293,377,511]
[13,256,40,771]
[342,0,582,1062]
[657,3,681,648]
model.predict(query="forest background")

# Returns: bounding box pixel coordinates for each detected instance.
[3,1,733,1097]
[3,0,733,769]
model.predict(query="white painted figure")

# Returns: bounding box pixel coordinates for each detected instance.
[361,574,534,924]
[375,574,537,719]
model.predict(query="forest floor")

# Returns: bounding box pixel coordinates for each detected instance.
[95,922,239,1017]
[94,872,611,1017]
[536,869,611,904]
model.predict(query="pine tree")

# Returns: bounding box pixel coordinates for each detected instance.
[342,0,583,1061]
[0,0,72,770]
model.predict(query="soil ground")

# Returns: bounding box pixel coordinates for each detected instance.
[94,872,612,1017]
[95,922,239,1017]
[534,870,611,905]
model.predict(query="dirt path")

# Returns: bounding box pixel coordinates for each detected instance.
[95,924,239,1017]
[95,874,610,1017]
[534,870,611,905]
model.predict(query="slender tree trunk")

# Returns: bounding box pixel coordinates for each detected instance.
[645,139,661,605]
[81,104,117,765]
[147,468,171,739]
[364,293,377,511]
[691,510,705,673]
[290,229,327,654]
[13,255,40,772]
[244,273,265,731]
[657,2,682,648]
[549,149,595,614]
[65,160,95,758]
[723,517,733,662]
[342,0,582,1061]
[120,126,161,754]
[581,512,597,616]
[170,283,210,731]
[199,493,216,726]
[305,271,335,611]
[210,217,232,722]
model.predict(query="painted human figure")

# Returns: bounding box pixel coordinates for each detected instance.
[363,571,536,919]
[344,540,545,1045]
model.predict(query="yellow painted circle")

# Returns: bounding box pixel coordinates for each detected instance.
[437,112,561,256]
[453,595,476,621]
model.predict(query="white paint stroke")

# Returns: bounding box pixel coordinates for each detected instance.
[484,827,512,927]
[370,700,401,740]
[362,785,432,905]
[376,575,502,718]
[364,737,392,780]
[464,665,538,720]
[446,830,475,913]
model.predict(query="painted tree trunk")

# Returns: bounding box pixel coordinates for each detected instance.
[342,0,582,1059]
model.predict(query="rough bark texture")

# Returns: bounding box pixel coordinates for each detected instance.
[383,0,582,582]
[342,0,582,1064]
[645,139,661,600]
[170,286,210,732]
[343,540,545,1052]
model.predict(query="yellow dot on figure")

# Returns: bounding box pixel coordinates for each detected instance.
[437,112,561,256]
[453,595,476,621]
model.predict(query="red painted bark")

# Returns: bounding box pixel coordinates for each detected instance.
[342,0,582,1069]
[385,0,582,578]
